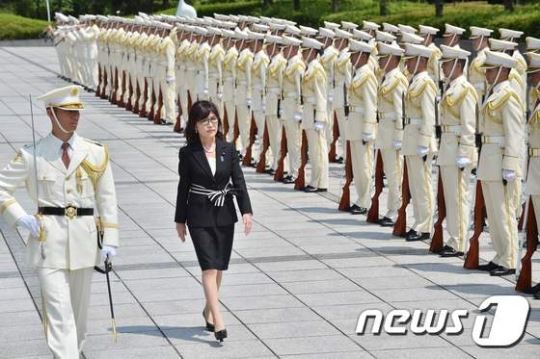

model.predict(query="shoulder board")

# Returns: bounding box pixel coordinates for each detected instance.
[351,70,376,90]
[408,78,437,98]
[443,84,476,107]
[487,89,523,112]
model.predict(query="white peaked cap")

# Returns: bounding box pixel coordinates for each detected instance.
[440,44,471,61]
[213,14,229,21]
[234,27,249,40]
[54,12,68,22]
[382,23,399,34]
[245,28,266,41]
[470,26,493,39]
[302,37,324,50]
[444,23,465,35]
[194,26,209,36]
[527,52,540,70]
[341,21,359,30]
[278,19,297,26]
[96,15,108,22]
[252,23,269,33]
[418,25,439,35]
[208,27,223,36]
[489,38,518,51]
[526,37,540,51]
[349,39,374,53]
[220,21,238,29]
[282,35,302,47]
[352,29,373,41]
[499,28,524,40]
[376,30,396,43]
[398,24,416,34]
[228,15,240,22]
[324,21,341,30]
[266,34,284,45]
[259,16,273,24]
[482,49,516,68]
[37,85,84,110]
[285,25,302,36]
[269,22,287,31]
[401,32,424,44]
[378,42,405,57]
[222,29,235,38]
[300,25,318,36]
[404,43,434,58]
[319,27,335,39]
[335,28,353,39]
[363,21,380,31]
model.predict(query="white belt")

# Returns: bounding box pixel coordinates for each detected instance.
[529,148,540,157]
[349,106,365,114]
[441,125,461,135]
[406,117,423,126]
[379,112,398,121]
[304,97,316,104]
[482,135,505,146]
[268,88,281,94]
[286,91,299,97]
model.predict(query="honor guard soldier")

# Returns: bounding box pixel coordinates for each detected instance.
[525,52,540,297]
[376,42,408,227]
[477,50,524,276]
[419,25,442,85]
[301,37,329,192]
[0,86,119,358]
[402,43,438,241]
[442,24,465,47]
[437,45,478,257]
[207,27,226,115]
[526,37,540,112]
[346,39,378,214]
[469,27,494,101]
[382,23,399,36]
[499,28,528,109]
[222,28,240,143]
[280,35,305,184]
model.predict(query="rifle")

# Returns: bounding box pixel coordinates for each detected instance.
[223,102,230,136]
[294,130,308,190]
[338,141,353,211]
[118,70,127,108]
[148,84,156,121]
[393,160,410,237]
[274,128,288,182]
[111,67,118,105]
[516,198,538,291]
[125,73,133,111]
[256,121,271,173]
[139,79,148,118]
[430,170,446,253]
[174,94,183,133]
[242,114,257,166]
[96,65,103,98]
[366,149,384,222]
[328,111,339,162]
[464,181,485,269]
[153,88,164,124]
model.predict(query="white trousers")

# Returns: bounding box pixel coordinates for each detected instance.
[351,140,374,208]
[267,115,283,170]
[282,99,302,179]
[39,267,93,359]
[306,128,329,189]
[380,148,403,220]
[406,155,434,233]
[441,165,471,252]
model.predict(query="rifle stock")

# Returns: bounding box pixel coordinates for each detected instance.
[464,181,485,269]
[174,95,182,132]
[430,170,446,253]
[274,128,288,182]
[96,65,103,97]
[140,79,148,117]
[328,111,339,162]
[294,130,308,190]
[256,122,271,173]
[242,115,257,166]
[223,104,230,136]
[153,88,163,124]
[126,75,134,111]
[516,198,539,291]
[338,141,353,211]
[367,149,384,222]
[393,160,410,237]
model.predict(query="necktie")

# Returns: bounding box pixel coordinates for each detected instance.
[61,142,70,169]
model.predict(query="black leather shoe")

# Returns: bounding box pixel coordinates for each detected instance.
[202,310,214,332]
[378,216,394,227]
[534,291,540,300]
[282,175,295,184]
[265,168,275,175]
[350,205,367,215]
[439,246,464,257]
[477,261,498,272]
[522,283,540,295]
[215,329,228,343]
[304,185,318,193]
[316,188,327,192]
[489,266,516,276]
[335,156,344,164]
[406,230,430,241]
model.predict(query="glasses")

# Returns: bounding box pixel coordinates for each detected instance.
[198,117,219,126]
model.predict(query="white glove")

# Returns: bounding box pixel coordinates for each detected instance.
[362,133,376,143]
[203,88,209,97]
[101,245,117,262]
[314,121,325,132]
[246,98,252,107]
[17,214,40,238]
[217,92,223,100]
[392,140,402,150]
[328,89,334,103]
[294,110,303,122]
[416,146,429,157]
[262,102,267,113]
[502,169,516,182]
[456,156,471,169]
[165,75,175,84]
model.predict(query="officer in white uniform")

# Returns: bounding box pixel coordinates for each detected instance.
[0,86,119,358]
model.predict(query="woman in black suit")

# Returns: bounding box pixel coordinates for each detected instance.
[175,101,253,342]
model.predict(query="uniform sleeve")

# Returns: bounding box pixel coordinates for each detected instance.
[165,38,176,79]
[392,81,406,142]
[502,96,524,172]
[295,67,303,106]
[0,152,29,227]
[246,56,253,100]
[418,82,437,148]
[362,75,378,134]
[175,148,191,223]
[95,148,119,247]
[458,88,478,162]
[203,49,210,95]
[314,70,328,124]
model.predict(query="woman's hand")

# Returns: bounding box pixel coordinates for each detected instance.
[243,213,253,236]
[176,222,187,242]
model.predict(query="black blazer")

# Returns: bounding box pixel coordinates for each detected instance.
[175,138,252,227]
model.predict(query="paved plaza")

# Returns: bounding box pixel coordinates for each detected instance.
[0,45,539,359]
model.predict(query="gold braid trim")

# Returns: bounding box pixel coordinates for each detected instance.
[285,62,305,80]
[379,76,407,97]
[530,110,540,128]
[351,72,376,90]
[0,198,16,214]
[79,145,110,189]
[509,71,524,86]
[484,91,523,114]
[407,80,437,99]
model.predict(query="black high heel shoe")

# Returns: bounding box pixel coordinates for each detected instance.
[214,329,228,342]
[202,309,214,332]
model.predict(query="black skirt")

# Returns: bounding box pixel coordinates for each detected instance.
[189,225,235,271]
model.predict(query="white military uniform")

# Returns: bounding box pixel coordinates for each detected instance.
[235,46,255,155]
[320,44,340,153]
[347,57,378,209]
[251,48,271,160]
[528,99,540,232]
[0,86,119,358]
[223,44,239,143]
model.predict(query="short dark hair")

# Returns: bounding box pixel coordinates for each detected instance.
[184,100,224,144]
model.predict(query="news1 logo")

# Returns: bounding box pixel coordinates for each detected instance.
[355,296,530,347]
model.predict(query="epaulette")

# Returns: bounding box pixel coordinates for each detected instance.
[407,78,437,98]
[379,73,407,97]
[351,70,376,90]
[485,88,523,113]
[444,83,477,108]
